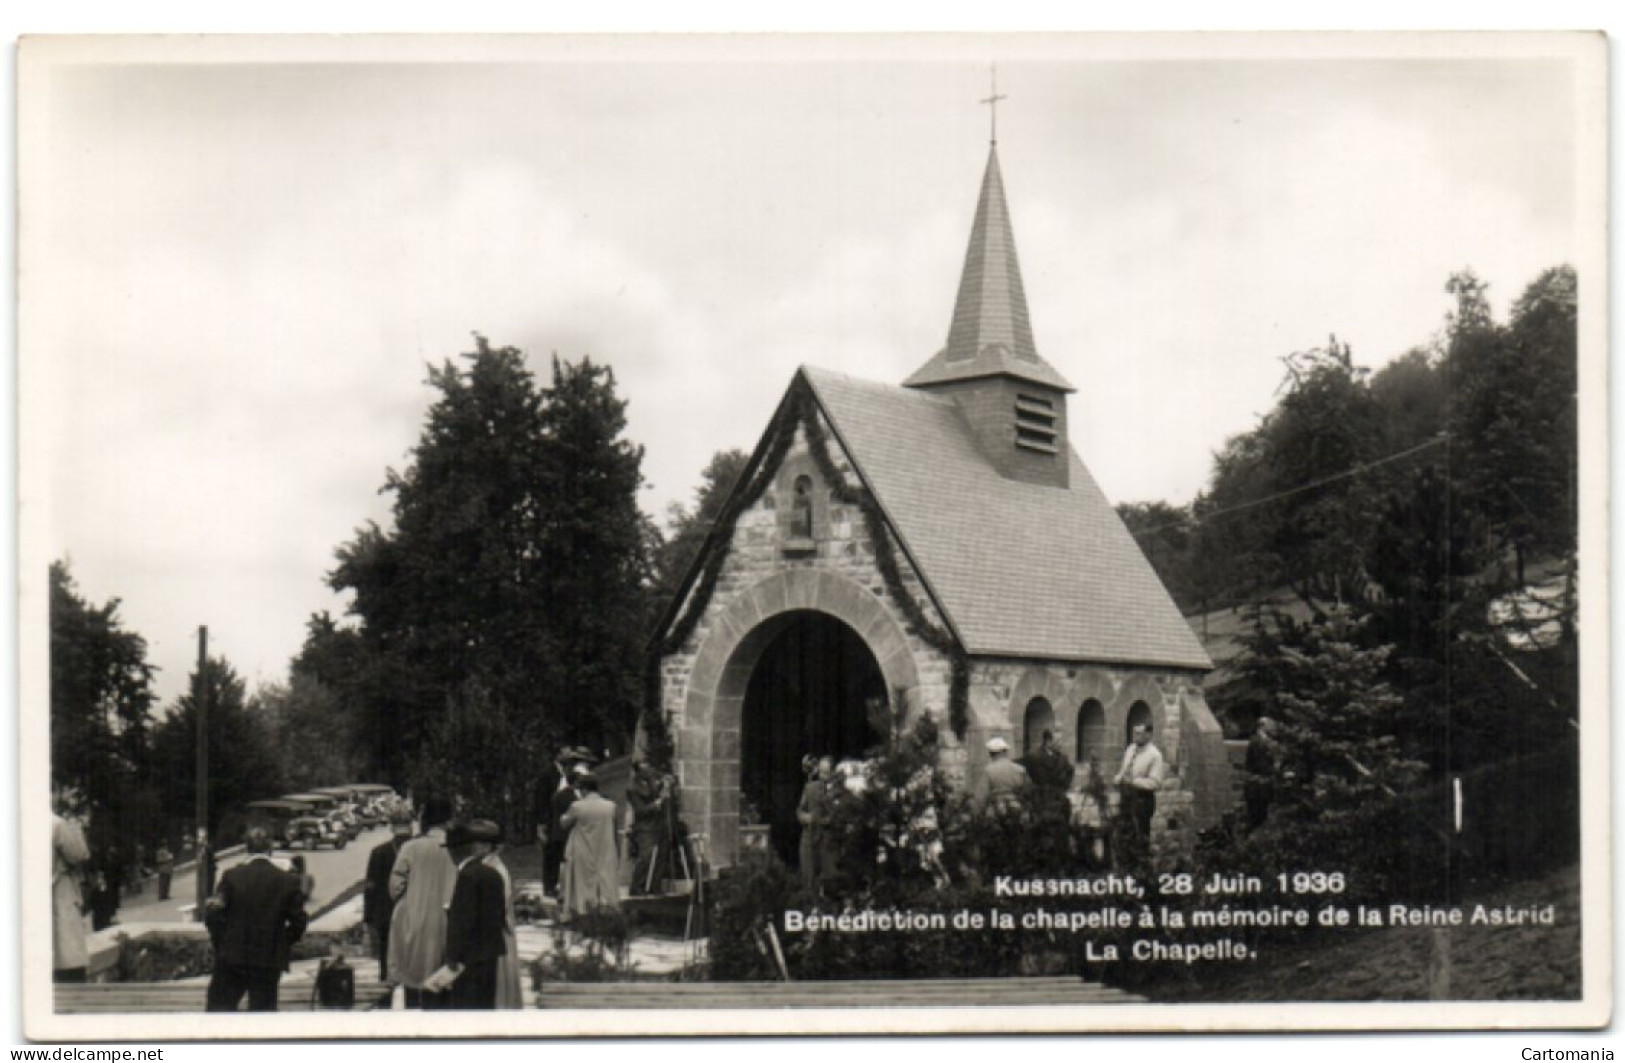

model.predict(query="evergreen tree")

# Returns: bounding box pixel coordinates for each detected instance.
[534,354,652,749]
[329,338,557,787]
[149,655,283,844]
[328,338,652,825]
[1258,611,1424,826]
[49,560,160,883]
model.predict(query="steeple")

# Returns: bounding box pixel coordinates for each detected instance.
[904,136,1075,489]
[903,145,1074,393]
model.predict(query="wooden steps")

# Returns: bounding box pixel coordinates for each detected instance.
[57,976,1143,1013]
[536,977,1145,1008]
[55,978,390,1015]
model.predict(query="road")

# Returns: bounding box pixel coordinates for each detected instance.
[114,825,391,925]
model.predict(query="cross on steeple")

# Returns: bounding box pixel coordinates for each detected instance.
[980,65,1007,145]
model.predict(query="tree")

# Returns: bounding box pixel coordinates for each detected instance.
[1116,501,1199,613]
[1247,611,1423,826]
[328,338,652,828]
[49,560,160,882]
[149,655,283,845]
[251,672,363,793]
[1369,347,1448,452]
[330,338,556,786]
[1190,338,1387,615]
[533,354,653,750]
[656,447,749,605]
[1445,266,1578,581]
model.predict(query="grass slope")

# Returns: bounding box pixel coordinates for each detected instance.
[1149,863,1581,1002]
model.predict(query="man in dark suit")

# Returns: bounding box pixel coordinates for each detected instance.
[364,809,414,983]
[204,827,308,1012]
[533,755,564,895]
[422,820,507,1010]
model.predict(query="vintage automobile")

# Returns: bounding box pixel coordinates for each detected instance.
[244,799,309,848]
[326,809,361,840]
[287,814,348,850]
[310,787,372,828]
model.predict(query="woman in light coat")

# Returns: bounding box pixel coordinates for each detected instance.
[483,843,524,1008]
[52,804,90,982]
[559,775,621,923]
[387,797,458,1007]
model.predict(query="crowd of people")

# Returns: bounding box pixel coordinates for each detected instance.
[783,722,1196,891]
[51,722,1279,1009]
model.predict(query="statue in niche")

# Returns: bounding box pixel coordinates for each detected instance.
[790,475,814,540]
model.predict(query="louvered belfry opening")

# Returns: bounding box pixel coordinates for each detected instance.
[1014,392,1059,454]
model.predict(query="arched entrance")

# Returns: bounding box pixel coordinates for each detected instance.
[741,610,886,865]
[675,568,925,870]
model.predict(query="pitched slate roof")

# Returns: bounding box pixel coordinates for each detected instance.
[903,146,1074,393]
[803,366,1211,672]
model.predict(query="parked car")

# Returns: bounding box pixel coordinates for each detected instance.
[244,800,309,847]
[326,810,361,841]
[287,814,348,850]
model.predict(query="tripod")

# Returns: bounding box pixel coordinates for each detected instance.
[683,831,711,975]
[640,780,688,895]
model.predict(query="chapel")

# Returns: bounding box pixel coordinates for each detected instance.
[652,139,1231,871]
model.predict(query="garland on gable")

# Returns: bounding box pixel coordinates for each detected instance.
[645,378,972,746]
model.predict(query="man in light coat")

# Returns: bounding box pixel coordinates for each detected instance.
[388,796,458,1008]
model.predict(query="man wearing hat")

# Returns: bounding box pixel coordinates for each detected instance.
[422,820,507,1010]
[972,736,1031,816]
[364,808,414,984]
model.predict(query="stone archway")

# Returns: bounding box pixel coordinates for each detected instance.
[1064,668,1117,785]
[676,569,922,868]
[1007,667,1073,758]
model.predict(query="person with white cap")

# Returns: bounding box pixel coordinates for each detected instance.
[972,735,1031,816]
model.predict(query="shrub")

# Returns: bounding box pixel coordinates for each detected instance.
[528,905,638,987]
[111,933,213,982]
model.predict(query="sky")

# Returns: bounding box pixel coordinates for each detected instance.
[20,34,1593,709]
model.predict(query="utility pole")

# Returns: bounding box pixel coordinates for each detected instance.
[193,626,209,919]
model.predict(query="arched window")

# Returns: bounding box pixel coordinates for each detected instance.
[1076,697,1107,772]
[1022,697,1055,755]
[1126,700,1153,745]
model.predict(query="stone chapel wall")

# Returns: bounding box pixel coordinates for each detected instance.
[660,415,957,867]
[970,659,1230,861]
